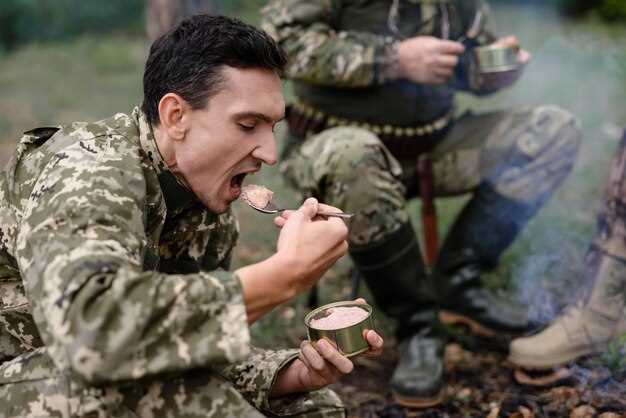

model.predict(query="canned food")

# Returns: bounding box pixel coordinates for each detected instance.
[305,301,375,358]
[473,43,520,74]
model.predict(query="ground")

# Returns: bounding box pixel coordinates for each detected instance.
[1,3,626,417]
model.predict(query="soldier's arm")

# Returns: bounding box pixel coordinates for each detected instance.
[16,135,251,385]
[261,0,398,87]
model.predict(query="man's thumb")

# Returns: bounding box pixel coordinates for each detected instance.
[299,197,319,220]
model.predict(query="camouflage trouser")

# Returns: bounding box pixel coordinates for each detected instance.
[281,106,582,246]
[0,349,345,418]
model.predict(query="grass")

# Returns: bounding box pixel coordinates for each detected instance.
[1,4,625,351]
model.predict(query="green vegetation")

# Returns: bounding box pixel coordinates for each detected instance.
[0,0,143,52]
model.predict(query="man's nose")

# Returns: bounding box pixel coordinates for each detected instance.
[253,130,278,165]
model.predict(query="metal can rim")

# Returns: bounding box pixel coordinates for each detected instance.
[304,301,373,331]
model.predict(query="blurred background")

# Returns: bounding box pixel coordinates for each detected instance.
[0,0,625,351]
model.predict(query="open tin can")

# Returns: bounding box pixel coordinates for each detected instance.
[305,301,375,358]
[473,43,520,73]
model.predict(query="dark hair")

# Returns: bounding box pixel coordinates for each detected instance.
[142,14,287,125]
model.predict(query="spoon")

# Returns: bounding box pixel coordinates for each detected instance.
[240,185,354,220]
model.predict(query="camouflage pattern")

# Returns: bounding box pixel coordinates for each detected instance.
[262,0,496,126]
[281,107,581,244]
[0,108,345,417]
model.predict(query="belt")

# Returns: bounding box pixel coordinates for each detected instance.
[286,101,454,158]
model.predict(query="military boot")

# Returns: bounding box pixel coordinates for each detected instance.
[509,248,626,369]
[434,184,536,336]
[350,222,443,407]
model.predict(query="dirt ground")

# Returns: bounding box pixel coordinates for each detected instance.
[330,334,626,418]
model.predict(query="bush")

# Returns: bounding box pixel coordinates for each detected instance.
[0,0,143,52]
[557,0,626,20]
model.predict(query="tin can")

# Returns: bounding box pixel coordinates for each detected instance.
[305,301,375,358]
[474,43,520,73]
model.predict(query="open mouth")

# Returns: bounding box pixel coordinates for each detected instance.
[230,173,247,195]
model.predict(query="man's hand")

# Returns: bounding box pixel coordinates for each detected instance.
[237,198,348,324]
[474,35,531,91]
[270,299,384,397]
[396,36,465,85]
[273,198,349,294]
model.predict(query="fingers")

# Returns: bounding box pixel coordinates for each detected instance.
[494,35,519,48]
[517,49,531,64]
[317,203,343,214]
[435,39,465,55]
[436,54,459,69]
[316,339,354,374]
[298,197,319,220]
[299,340,344,383]
[362,330,384,357]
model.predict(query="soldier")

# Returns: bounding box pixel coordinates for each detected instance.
[0,15,384,418]
[509,129,626,371]
[262,0,582,407]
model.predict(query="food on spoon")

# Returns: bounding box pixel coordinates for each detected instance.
[308,306,370,330]
[241,184,274,209]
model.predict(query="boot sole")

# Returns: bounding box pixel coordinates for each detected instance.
[392,389,444,408]
[439,310,496,338]
[507,347,598,370]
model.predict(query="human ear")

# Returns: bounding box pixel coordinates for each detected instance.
[157,93,190,141]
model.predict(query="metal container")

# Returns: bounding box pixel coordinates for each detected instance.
[473,43,520,73]
[305,301,375,358]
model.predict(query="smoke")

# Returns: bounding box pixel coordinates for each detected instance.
[466,3,626,382]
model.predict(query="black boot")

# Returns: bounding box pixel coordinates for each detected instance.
[435,184,536,336]
[350,222,443,407]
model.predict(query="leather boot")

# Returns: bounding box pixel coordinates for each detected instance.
[509,247,626,369]
[350,222,443,407]
[434,184,535,335]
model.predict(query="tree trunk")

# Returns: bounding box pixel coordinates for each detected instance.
[146,0,222,42]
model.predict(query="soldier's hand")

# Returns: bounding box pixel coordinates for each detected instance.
[270,315,384,397]
[473,35,531,91]
[273,198,348,293]
[396,36,465,85]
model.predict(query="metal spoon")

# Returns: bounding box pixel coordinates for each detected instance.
[240,185,354,220]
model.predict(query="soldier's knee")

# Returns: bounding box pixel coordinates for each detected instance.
[515,106,581,168]
[316,126,394,178]
[318,126,383,158]
[532,106,581,156]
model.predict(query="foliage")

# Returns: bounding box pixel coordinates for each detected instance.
[0,0,143,52]
[599,333,626,378]
[557,0,626,20]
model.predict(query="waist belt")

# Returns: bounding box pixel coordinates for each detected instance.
[286,101,454,159]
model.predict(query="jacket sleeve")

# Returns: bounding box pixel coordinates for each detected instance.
[262,0,397,87]
[14,134,251,385]
[214,347,300,413]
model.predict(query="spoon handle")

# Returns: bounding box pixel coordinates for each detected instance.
[317,210,354,219]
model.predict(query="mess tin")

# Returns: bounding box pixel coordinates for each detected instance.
[473,43,520,73]
[305,301,374,358]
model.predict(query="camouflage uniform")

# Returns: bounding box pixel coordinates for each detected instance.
[0,108,344,418]
[262,0,581,245]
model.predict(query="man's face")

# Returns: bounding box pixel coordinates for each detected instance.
[174,66,285,213]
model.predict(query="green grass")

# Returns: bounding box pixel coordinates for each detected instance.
[0,4,625,350]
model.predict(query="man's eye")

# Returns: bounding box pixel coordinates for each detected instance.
[238,124,255,132]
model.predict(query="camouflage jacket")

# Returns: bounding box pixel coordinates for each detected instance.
[262,0,497,126]
[0,108,297,412]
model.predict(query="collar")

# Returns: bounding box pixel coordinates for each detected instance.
[133,106,197,216]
